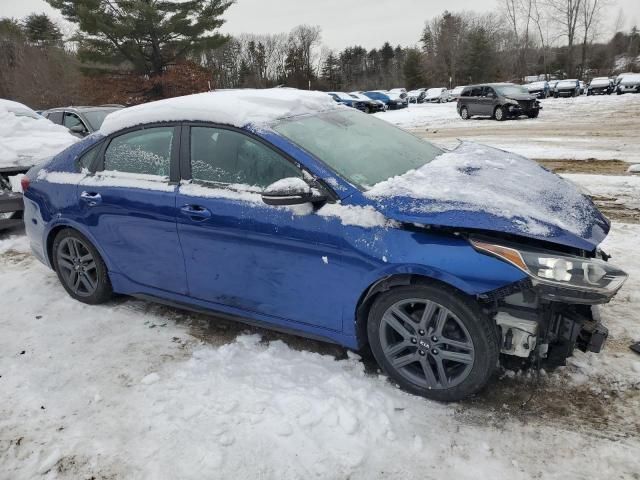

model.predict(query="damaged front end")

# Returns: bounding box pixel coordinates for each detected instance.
[471,237,627,369]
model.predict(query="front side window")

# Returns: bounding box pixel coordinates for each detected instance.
[104,127,173,176]
[190,127,302,188]
[63,112,85,130]
[273,109,443,189]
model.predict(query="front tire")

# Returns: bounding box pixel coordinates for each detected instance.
[494,106,506,121]
[367,285,499,402]
[527,110,539,118]
[460,106,470,120]
[52,229,113,304]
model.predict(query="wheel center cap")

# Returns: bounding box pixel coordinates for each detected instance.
[418,340,430,349]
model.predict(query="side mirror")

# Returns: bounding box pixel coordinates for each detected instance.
[262,177,325,206]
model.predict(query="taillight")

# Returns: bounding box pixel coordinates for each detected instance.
[20,176,30,192]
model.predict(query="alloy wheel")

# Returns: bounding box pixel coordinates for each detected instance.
[56,237,98,297]
[379,299,475,390]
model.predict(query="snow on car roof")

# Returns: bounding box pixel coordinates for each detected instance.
[100,88,342,135]
[0,99,78,169]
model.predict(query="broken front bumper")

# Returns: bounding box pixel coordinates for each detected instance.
[485,280,617,368]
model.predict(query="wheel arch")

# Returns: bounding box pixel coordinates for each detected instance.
[45,220,114,273]
[353,272,477,350]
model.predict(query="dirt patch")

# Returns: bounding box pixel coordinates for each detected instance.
[457,372,640,440]
[0,248,30,265]
[590,195,640,224]
[537,159,635,175]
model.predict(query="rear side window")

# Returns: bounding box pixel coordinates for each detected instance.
[104,127,173,176]
[47,111,63,124]
[469,87,483,97]
[190,126,302,188]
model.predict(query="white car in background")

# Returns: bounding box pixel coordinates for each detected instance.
[616,73,640,95]
[424,87,448,103]
[407,88,426,103]
[446,86,466,102]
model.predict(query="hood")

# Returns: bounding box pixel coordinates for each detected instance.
[506,93,538,101]
[365,142,609,251]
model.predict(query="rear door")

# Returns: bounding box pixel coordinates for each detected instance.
[78,125,187,294]
[466,87,482,115]
[176,124,345,331]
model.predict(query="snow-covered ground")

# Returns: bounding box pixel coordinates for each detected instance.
[1,222,639,479]
[377,94,640,163]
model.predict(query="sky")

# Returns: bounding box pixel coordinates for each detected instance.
[0,0,638,50]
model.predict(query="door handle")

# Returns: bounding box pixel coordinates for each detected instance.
[80,191,101,206]
[180,204,212,221]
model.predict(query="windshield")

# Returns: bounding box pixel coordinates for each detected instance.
[272,109,443,188]
[83,108,119,130]
[558,80,576,87]
[494,85,529,96]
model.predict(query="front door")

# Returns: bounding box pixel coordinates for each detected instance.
[78,125,187,294]
[176,125,345,331]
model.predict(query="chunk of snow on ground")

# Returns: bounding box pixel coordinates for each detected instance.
[628,164,640,173]
[0,101,78,169]
[141,373,160,385]
[563,174,640,211]
[317,203,392,228]
[100,88,342,135]
[366,142,595,236]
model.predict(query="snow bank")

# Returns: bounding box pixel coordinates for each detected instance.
[366,142,596,236]
[0,100,78,169]
[100,88,342,135]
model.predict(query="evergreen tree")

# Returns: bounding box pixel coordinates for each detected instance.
[403,48,424,89]
[23,13,62,46]
[320,52,341,90]
[47,0,231,78]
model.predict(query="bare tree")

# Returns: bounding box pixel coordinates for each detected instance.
[547,0,583,77]
[579,0,610,77]
[503,0,533,80]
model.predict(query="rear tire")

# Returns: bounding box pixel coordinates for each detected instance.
[52,228,113,305]
[367,284,499,402]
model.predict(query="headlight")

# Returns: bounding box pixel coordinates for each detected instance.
[470,240,627,294]
[505,99,519,106]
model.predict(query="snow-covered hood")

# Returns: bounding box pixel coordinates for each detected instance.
[425,89,445,98]
[0,104,78,169]
[365,142,609,251]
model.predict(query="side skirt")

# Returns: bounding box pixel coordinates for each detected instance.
[109,272,359,350]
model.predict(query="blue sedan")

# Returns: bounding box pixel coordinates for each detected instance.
[22,89,626,401]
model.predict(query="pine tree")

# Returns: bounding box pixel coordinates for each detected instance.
[47,0,231,78]
[23,14,62,46]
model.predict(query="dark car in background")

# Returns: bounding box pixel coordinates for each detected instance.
[457,84,542,121]
[42,105,122,137]
[587,77,614,95]
[328,92,372,112]
[553,79,580,98]
[349,92,386,112]
[363,91,407,110]
[525,81,550,99]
